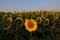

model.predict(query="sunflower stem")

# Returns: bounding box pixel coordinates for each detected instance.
[15,26,17,40]
[30,32,33,40]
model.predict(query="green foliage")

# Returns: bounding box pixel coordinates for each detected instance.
[0,10,60,40]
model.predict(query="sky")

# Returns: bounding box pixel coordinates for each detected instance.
[0,0,60,12]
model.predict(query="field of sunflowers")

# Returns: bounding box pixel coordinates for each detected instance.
[0,10,60,40]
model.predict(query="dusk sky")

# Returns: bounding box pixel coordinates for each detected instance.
[0,0,60,12]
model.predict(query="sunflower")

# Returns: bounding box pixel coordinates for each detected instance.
[23,13,31,19]
[25,19,37,32]
[31,13,37,19]
[17,13,22,17]
[14,17,23,28]
[41,13,48,19]
[52,13,59,19]
[36,17,42,24]
[3,17,13,30]
[7,17,13,22]
[43,19,49,26]
[4,23,12,30]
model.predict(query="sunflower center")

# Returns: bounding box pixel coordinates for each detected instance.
[27,20,34,29]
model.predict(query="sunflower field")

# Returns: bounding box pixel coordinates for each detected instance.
[0,10,60,40]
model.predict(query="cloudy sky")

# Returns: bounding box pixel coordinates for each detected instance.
[0,0,60,12]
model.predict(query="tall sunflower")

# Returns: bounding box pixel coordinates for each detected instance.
[25,19,37,32]
[17,13,22,18]
[43,19,49,26]
[52,13,59,19]
[36,17,42,24]
[3,15,13,30]
[14,17,23,28]
[41,13,48,19]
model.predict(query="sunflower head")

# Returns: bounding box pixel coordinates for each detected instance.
[17,13,22,18]
[52,13,59,19]
[31,13,37,19]
[43,19,49,26]
[3,18,12,30]
[23,13,31,19]
[3,23,12,30]
[41,13,48,19]
[25,19,37,32]
[14,17,23,28]
[36,17,42,24]
[7,17,13,23]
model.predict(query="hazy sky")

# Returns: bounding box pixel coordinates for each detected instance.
[0,0,60,12]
